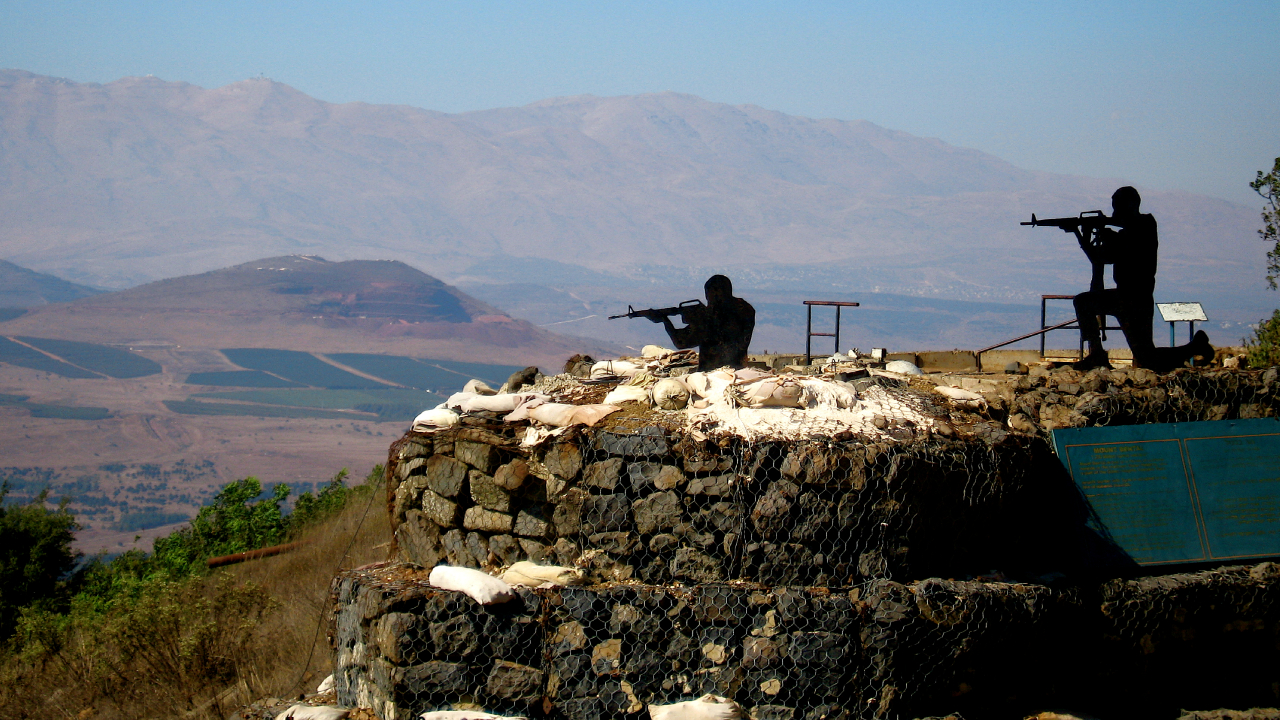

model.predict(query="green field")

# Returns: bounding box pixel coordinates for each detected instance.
[163,399,377,420]
[0,337,102,378]
[0,391,110,420]
[17,337,162,378]
[189,387,440,423]
[185,370,305,388]
[326,353,523,393]
[221,348,387,389]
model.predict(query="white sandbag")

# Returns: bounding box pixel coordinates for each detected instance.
[642,345,676,358]
[275,705,349,720]
[316,673,335,694]
[884,360,923,375]
[412,408,460,432]
[461,392,550,414]
[648,694,744,720]
[508,402,621,427]
[463,379,496,395]
[591,359,643,379]
[501,561,586,587]
[428,566,516,605]
[729,376,806,408]
[420,712,526,720]
[604,385,652,405]
[652,378,690,410]
[933,385,987,409]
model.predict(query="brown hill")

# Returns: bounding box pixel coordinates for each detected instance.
[0,254,616,366]
[0,259,101,307]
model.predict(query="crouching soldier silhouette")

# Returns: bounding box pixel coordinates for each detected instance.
[1069,186,1212,372]
[612,275,756,371]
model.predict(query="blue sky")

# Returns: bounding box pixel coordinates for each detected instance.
[3,0,1276,205]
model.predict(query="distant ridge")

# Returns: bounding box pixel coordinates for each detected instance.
[0,255,618,366]
[0,259,101,307]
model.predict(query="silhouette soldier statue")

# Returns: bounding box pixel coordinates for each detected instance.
[658,274,756,371]
[1071,186,1212,371]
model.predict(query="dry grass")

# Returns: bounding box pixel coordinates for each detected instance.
[0,486,392,720]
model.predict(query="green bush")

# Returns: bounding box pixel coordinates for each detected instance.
[152,477,290,575]
[1246,309,1280,368]
[0,485,79,639]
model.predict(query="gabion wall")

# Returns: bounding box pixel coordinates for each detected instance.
[387,418,1072,588]
[331,562,1280,720]
[343,366,1280,719]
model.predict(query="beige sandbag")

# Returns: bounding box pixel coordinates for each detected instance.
[275,705,349,720]
[463,379,496,395]
[507,402,621,427]
[933,385,987,409]
[420,712,527,720]
[729,376,806,408]
[648,694,743,720]
[652,378,690,410]
[604,385,652,405]
[501,561,585,587]
[642,345,676,358]
[591,359,643,378]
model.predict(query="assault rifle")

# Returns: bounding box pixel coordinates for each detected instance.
[1022,210,1122,340]
[609,299,704,323]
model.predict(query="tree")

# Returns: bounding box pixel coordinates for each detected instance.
[0,484,80,639]
[1251,156,1280,290]
[152,477,289,575]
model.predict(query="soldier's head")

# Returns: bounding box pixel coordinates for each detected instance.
[705,274,733,305]
[1112,186,1141,217]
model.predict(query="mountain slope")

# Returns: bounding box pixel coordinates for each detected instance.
[0,259,101,307]
[0,255,616,366]
[0,69,1266,341]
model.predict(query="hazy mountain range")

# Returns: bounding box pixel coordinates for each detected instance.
[0,68,1270,350]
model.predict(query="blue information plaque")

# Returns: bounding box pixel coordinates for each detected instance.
[1052,418,1280,566]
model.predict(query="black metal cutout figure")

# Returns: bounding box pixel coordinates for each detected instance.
[610,275,755,371]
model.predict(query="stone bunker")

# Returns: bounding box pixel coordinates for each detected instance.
[331,361,1280,720]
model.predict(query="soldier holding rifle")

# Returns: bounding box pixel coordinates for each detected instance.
[1024,186,1211,371]
[611,274,755,371]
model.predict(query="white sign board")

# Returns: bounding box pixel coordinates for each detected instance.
[1157,302,1207,322]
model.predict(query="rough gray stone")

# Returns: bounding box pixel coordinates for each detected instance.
[399,660,469,697]
[465,531,491,566]
[582,494,632,534]
[595,428,668,457]
[396,510,443,567]
[420,490,460,528]
[442,529,473,567]
[743,636,781,668]
[486,660,544,704]
[649,533,678,553]
[375,612,418,665]
[494,459,529,490]
[464,507,514,533]
[393,475,428,523]
[470,469,511,512]
[653,465,687,490]
[489,534,523,566]
[583,458,624,490]
[543,441,583,480]
[671,547,723,582]
[554,537,581,565]
[587,531,639,555]
[425,455,468,498]
[518,538,551,562]
[633,490,681,535]
[397,456,427,481]
[514,508,551,538]
[456,440,501,474]
[429,615,479,658]
[751,480,799,538]
[688,473,733,496]
[553,488,587,536]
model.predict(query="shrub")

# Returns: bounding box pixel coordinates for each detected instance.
[0,485,79,639]
[1246,309,1280,368]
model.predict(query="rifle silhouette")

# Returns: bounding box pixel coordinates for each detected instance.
[609,299,704,322]
[1022,210,1122,341]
